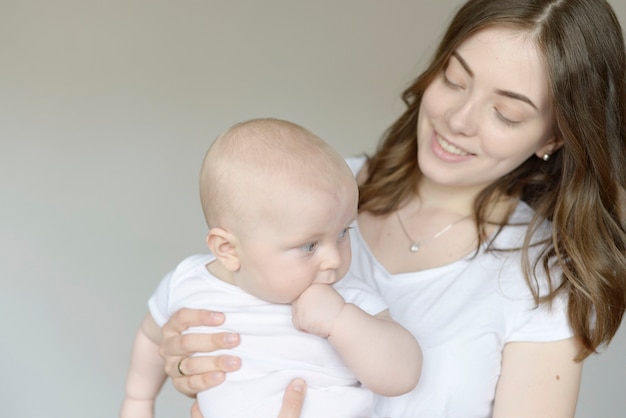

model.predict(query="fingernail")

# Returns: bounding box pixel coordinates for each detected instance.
[292,379,306,393]
[224,356,241,370]
[223,333,239,345]
[210,371,225,383]
[209,312,225,322]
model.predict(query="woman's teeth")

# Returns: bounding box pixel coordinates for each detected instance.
[436,134,469,156]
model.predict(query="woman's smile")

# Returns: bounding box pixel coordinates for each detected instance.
[417,26,556,190]
[434,132,473,157]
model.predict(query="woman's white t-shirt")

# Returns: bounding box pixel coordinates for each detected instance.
[345,157,573,417]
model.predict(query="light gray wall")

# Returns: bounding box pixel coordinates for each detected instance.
[1,1,624,417]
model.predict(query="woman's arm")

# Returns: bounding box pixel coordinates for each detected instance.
[160,308,242,397]
[493,337,583,418]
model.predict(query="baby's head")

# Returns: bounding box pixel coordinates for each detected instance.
[200,118,358,303]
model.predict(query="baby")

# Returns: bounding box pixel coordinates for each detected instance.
[120,118,422,418]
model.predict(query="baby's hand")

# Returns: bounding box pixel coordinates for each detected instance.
[291,284,345,337]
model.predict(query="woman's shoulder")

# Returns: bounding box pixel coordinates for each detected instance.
[509,200,535,222]
[492,201,550,246]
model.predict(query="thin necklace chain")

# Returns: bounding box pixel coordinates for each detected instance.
[395,210,471,253]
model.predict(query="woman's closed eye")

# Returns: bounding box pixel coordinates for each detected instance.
[494,108,521,127]
[443,72,464,90]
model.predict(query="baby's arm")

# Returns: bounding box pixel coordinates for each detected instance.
[120,313,167,418]
[292,284,422,396]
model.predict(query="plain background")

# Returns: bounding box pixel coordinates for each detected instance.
[1,1,624,417]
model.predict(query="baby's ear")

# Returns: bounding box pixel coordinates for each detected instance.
[206,228,241,272]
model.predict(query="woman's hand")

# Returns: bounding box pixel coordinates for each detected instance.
[160,308,242,397]
[190,379,307,418]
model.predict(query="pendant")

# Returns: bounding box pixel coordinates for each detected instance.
[410,242,420,252]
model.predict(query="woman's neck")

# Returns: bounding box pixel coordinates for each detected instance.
[413,177,478,216]
[414,177,517,224]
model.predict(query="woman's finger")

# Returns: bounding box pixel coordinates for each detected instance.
[169,355,241,396]
[165,351,242,384]
[161,334,241,381]
[161,308,226,340]
[173,353,241,377]
[277,379,307,418]
[160,309,240,364]
[157,308,243,397]
[161,332,240,359]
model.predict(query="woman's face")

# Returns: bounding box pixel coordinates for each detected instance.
[417,26,559,192]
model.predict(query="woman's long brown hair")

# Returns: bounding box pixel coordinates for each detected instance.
[359,0,626,360]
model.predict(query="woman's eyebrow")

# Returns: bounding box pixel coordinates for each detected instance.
[451,51,473,77]
[494,89,538,110]
[451,51,539,110]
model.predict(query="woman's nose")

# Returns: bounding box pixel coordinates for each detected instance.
[445,95,479,137]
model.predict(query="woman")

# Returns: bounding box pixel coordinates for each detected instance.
[160,0,626,416]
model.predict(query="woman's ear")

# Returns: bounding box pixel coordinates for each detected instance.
[206,228,241,272]
[535,136,564,160]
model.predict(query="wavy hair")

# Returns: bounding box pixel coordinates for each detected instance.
[359,0,626,360]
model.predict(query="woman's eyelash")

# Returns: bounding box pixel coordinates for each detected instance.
[442,73,462,88]
[494,109,519,127]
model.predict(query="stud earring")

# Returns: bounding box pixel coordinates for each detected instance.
[542,153,550,161]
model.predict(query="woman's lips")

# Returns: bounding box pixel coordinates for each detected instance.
[435,133,471,156]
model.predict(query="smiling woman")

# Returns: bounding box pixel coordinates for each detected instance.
[157,1,626,417]
[417,27,559,192]
[3,0,625,417]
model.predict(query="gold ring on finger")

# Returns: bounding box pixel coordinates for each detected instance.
[177,357,186,377]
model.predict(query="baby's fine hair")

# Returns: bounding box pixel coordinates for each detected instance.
[199,118,353,229]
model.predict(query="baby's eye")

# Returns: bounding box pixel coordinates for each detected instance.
[338,227,351,240]
[300,242,318,253]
